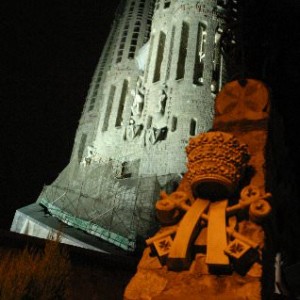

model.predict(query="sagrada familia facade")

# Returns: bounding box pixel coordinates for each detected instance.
[11,0,234,252]
[11,0,300,298]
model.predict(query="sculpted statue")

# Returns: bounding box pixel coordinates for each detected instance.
[130,77,145,118]
[156,84,168,115]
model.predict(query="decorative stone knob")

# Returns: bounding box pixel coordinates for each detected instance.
[185,131,250,199]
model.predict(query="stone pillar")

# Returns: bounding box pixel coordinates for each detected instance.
[124,79,273,300]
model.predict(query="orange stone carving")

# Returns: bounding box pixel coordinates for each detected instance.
[185,131,250,199]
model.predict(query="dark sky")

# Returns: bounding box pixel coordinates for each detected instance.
[0,0,300,229]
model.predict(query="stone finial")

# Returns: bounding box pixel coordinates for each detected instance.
[185,131,250,199]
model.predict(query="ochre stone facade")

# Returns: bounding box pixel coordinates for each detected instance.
[124,79,273,299]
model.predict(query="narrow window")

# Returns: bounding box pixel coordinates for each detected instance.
[193,24,206,84]
[115,80,128,127]
[211,27,223,93]
[176,22,189,80]
[116,1,135,64]
[153,31,166,83]
[164,0,171,8]
[121,162,132,178]
[171,116,177,132]
[190,118,197,136]
[128,21,141,59]
[165,26,175,81]
[78,133,87,162]
[146,116,153,129]
[102,85,116,131]
[144,36,154,82]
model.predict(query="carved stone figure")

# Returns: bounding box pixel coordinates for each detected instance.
[156,84,168,115]
[130,77,145,118]
[147,126,168,145]
[125,123,143,141]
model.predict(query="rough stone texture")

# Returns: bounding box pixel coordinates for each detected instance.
[12,0,231,250]
[124,79,272,299]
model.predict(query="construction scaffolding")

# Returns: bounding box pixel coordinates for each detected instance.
[37,160,161,251]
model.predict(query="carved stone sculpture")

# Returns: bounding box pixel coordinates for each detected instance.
[125,123,143,141]
[185,131,250,199]
[124,79,273,300]
[214,79,270,122]
[130,77,145,118]
[156,85,168,115]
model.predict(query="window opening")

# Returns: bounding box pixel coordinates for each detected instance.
[78,133,87,162]
[176,22,189,80]
[164,0,171,8]
[166,26,175,81]
[190,118,197,136]
[171,116,177,132]
[115,80,128,127]
[144,36,154,82]
[88,98,96,111]
[153,31,166,83]
[193,23,206,84]
[102,85,116,131]
[211,27,223,93]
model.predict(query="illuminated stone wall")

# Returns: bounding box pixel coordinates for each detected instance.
[72,0,228,178]
[12,0,233,250]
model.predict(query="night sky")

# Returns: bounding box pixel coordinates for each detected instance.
[1,0,300,230]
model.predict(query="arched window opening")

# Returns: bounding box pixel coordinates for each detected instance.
[171,116,177,132]
[102,85,116,132]
[164,0,171,9]
[115,80,128,127]
[211,27,223,93]
[144,18,152,43]
[193,24,206,84]
[153,31,166,83]
[129,20,141,59]
[176,22,189,80]
[88,98,96,112]
[165,26,175,81]
[116,1,136,63]
[190,118,197,136]
[144,35,154,82]
[78,133,87,162]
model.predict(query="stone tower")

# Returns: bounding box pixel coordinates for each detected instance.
[11,0,233,252]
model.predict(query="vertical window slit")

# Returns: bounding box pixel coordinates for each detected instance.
[144,36,154,82]
[102,85,116,132]
[116,80,128,127]
[153,31,166,83]
[211,27,223,93]
[164,0,171,9]
[193,24,206,84]
[78,133,87,162]
[176,22,189,80]
[171,116,177,132]
[166,26,175,81]
[190,118,197,136]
